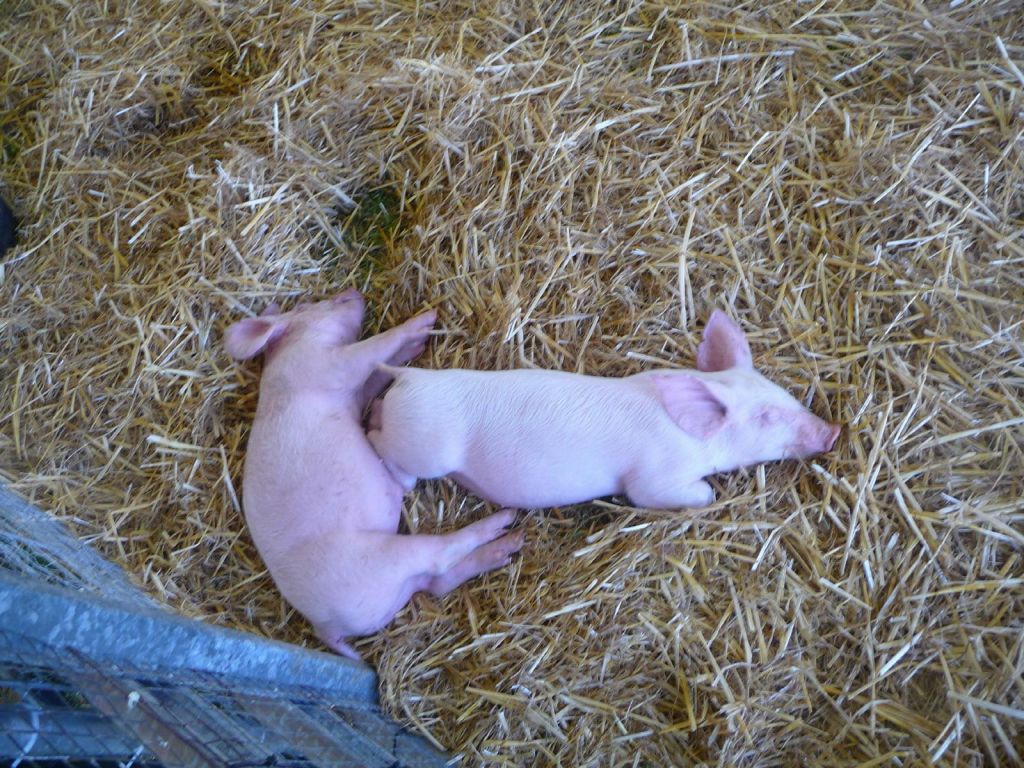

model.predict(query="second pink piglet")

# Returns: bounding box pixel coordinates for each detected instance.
[368,310,840,510]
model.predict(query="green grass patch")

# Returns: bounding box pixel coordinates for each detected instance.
[324,184,406,289]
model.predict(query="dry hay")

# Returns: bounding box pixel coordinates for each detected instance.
[2,0,1023,765]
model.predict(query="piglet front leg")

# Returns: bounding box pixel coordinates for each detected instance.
[366,397,419,491]
[358,310,437,407]
[624,475,715,509]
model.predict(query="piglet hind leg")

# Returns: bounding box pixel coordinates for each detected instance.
[312,510,518,659]
[426,508,520,567]
[427,526,525,596]
[370,508,520,591]
[623,473,715,509]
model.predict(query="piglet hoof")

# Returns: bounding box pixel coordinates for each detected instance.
[478,508,518,541]
[450,508,520,554]
[689,481,716,508]
[408,309,438,331]
[462,528,525,573]
[389,310,437,366]
[492,526,526,563]
[316,630,362,661]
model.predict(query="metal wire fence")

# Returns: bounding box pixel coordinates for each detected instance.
[0,484,447,768]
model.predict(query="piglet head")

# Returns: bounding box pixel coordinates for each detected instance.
[224,288,366,360]
[653,310,840,471]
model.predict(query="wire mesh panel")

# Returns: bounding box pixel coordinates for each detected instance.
[0,485,158,609]
[0,484,449,768]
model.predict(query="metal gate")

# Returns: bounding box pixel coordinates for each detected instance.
[0,484,448,767]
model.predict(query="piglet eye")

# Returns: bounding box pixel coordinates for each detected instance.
[758,408,777,425]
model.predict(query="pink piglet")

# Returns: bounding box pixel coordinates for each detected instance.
[225,290,523,659]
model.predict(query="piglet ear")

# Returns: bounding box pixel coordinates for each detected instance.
[697,310,753,372]
[650,373,728,439]
[224,317,283,360]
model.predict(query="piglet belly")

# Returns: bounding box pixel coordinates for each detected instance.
[453,442,626,508]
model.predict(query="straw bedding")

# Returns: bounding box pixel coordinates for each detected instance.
[2,0,1022,764]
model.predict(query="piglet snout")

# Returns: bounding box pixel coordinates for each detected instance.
[793,417,841,458]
